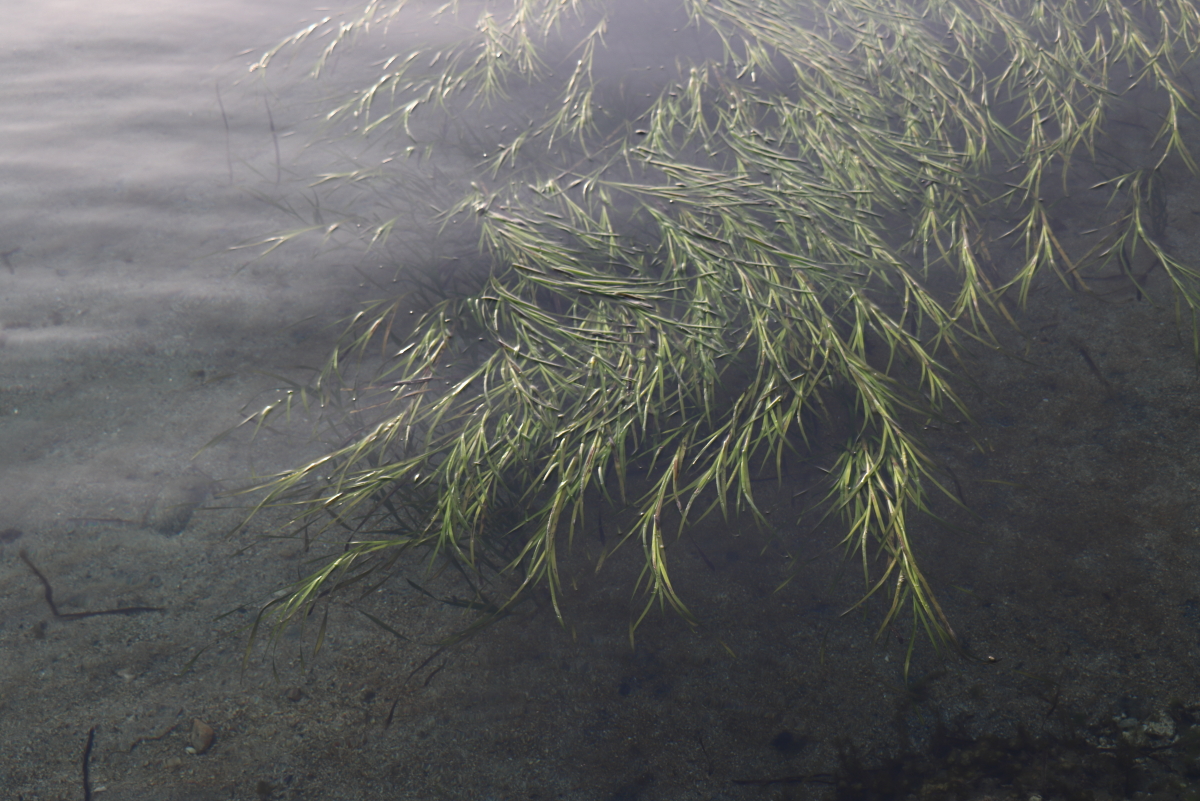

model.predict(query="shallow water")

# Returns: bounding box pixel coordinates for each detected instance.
[0,0,346,519]
[6,3,1200,800]
[0,2,381,796]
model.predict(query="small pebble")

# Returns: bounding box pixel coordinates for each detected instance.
[189,718,215,754]
[285,688,304,703]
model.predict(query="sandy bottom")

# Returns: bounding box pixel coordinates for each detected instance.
[6,3,1200,801]
[9,271,1200,801]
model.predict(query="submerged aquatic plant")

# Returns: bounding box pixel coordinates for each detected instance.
[241,0,1200,662]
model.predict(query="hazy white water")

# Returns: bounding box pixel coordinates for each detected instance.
[0,4,399,796]
[0,0,358,526]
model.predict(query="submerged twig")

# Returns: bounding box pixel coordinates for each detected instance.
[18,549,164,620]
[82,726,96,801]
[1069,337,1115,395]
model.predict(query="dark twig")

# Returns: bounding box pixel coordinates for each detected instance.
[18,549,164,620]
[422,662,445,687]
[383,698,400,730]
[1068,337,1114,395]
[944,465,967,506]
[695,730,714,776]
[82,726,96,801]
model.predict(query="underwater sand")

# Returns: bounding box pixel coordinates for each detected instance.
[5,2,1200,800]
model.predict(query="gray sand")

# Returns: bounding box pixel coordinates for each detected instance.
[6,3,1200,800]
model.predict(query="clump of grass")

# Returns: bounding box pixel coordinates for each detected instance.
[239,0,1200,668]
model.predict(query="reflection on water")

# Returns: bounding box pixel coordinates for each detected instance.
[5,1,1200,799]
